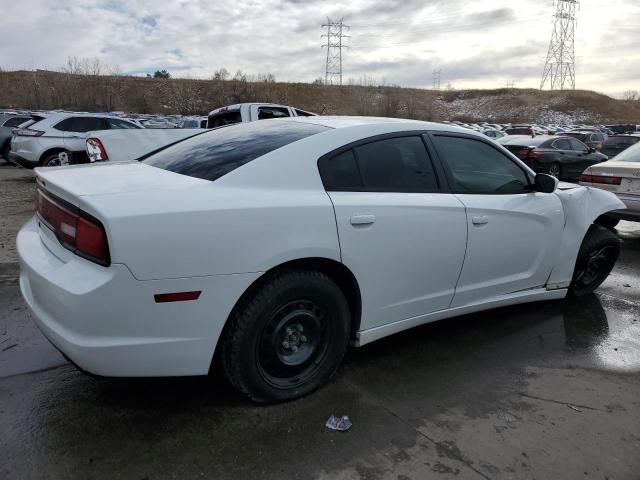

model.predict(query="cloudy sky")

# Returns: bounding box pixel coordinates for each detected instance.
[2,0,639,95]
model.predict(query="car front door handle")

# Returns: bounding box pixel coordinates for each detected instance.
[350,215,376,226]
[472,216,489,225]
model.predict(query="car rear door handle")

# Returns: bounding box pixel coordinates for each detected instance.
[472,216,489,225]
[350,215,376,226]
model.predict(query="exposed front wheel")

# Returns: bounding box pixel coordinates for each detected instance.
[222,270,350,403]
[569,225,620,296]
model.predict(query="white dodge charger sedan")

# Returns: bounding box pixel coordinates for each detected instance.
[18,117,624,403]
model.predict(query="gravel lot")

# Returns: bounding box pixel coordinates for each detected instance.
[0,162,35,265]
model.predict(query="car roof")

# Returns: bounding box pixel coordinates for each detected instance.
[499,135,556,146]
[278,116,477,135]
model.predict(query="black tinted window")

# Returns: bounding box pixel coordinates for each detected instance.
[432,135,531,194]
[355,137,438,192]
[56,117,107,132]
[257,107,290,120]
[553,139,572,150]
[319,150,362,190]
[3,116,31,127]
[319,136,439,192]
[144,120,330,181]
[568,138,588,151]
[208,111,241,128]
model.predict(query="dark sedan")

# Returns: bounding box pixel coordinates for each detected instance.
[499,135,608,181]
[600,134,640,158]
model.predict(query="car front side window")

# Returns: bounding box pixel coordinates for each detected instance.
[432,135,532,195]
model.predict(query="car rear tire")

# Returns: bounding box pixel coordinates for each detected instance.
[40,151,68,167]
[1,143,10,162]
[222,270,351,403]
[569,225,620,297]
[548,162,561,179]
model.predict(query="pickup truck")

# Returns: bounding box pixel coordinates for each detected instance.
[207,103,316,128]
[86,103,316,163]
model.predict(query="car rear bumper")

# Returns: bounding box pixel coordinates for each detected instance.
[18,216,261,377]
[607,193,640,221]
[9,152,38,169]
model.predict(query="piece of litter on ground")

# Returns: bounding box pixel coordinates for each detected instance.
[1,343,18,352]
[325,415,353,432]
[623,284,631,288]
[567,405,581,412]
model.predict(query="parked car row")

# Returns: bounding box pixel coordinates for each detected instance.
[1,103,315,167]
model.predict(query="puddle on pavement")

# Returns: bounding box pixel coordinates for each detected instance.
[562,293,640,373]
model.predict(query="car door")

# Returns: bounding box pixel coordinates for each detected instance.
[319,134,468,330]
[429,133,564,307]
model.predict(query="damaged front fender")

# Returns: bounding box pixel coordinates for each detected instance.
[546,185,625,290]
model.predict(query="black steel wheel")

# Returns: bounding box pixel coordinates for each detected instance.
[570,225,620,296]
[222,270,350,403]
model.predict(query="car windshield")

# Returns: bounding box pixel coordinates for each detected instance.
[613,141,640,162]
[143,120,331,181]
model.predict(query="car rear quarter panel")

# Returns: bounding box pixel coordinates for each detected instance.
[83,185,341,280]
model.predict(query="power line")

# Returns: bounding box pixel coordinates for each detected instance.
[322,18,350,86]
[541,0,580,90]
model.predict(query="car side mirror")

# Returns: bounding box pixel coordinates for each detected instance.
[534,173,558,193]
[588,147,596,153]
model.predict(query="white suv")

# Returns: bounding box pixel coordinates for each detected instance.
[9,113,141,168]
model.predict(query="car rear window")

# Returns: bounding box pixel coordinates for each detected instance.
[208,111,242,128]
[2,116,32,127]
[143,120,331,181]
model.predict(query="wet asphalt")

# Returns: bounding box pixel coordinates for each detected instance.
[0,224,639,480]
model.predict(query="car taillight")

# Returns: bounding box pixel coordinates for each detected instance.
[526,150,542,160]
[36,189,110,266]
[14,128,45,137]
[86,137,108,162]
[579,174,622,185]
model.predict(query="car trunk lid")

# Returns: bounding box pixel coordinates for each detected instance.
[35,161,209,203]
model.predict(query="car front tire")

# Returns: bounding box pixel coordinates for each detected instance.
[569,225,620,296]
[222,270,351,403]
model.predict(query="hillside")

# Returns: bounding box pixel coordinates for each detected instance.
[1,70,638,124]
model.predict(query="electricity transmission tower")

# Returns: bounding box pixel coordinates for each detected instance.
[432,69,441,90]
[322,18,350,85]
[540,0,579,90]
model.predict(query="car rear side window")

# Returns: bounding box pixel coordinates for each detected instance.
[2,116,31,127]
[553,139,572,150]
[143,120,330,181]
[319,136,439,193]
[568,138,588,151]
[257,107,290,120]
[432,135,531,195]
[56,117,108,132]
